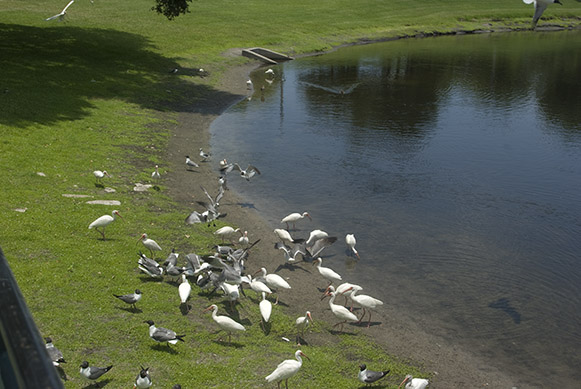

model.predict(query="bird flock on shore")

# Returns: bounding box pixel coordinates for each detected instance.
[40,147,433,387]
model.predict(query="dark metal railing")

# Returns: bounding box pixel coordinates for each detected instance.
[0,247,64,388]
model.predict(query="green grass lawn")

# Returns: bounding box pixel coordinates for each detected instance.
[0,0,580,387]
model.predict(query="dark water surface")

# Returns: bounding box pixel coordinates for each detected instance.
[210,31,581,387]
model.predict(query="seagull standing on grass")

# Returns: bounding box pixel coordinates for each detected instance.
[358,364,390,385]
[113,289,142,311]
[45,0,74,21]
[134,367,152,388]
[523,0,562,28]
[144,320,185,347]
[45,338,66,366]
[79,361,113,386]
[265,350,309,389]
[88,210,122,240]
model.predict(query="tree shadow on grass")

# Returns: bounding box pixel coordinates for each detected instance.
[0,23,243,128]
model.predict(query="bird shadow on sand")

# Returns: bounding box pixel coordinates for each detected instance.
[329,328,357,336]
[185,169,199,173]
[138,276,163,283]
[116,306,143,314]
[94,183,105,189]
[352,320,382,328]
[83,378,112,388]
[150,344,180,354]
[274,264,310,274]
[357,384,388,389]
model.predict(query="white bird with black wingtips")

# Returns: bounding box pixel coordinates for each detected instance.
[185,155,199,169]
[199,148,211,161]
[79,361,113,385]
[88,210,122,240]
[144,320,185,346]
[45,337,66,366]
[228,163,261,181]
[113,289,142,311]
[358,364,390,385]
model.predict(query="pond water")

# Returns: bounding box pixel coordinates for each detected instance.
[210,31,581,387]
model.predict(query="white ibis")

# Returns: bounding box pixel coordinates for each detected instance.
[259,292,272,329]
[214,226,240,242]
[178,274,191,304]
[331,283,363,310]
[79,361,113,386]
[113,289,142,311]
[220,282,240,310]
[295,311,313,346]
[254,267,291,304]
[306,229,328,246]
[345,287,384,328]
[313,257,342,286]
[138,233,162,258]
[265,350,309,388]
[323,289,358,332]
[185,155,199,169]
[265,69,275,76]
[345,234,360,259]
[151,165,161,182]
[144,320,185,346]
[45,0,74,21]
[199,148,211,161]
[274,228,295,245]
[245,275,272,295]
[399,374,429,389]
[219,158,228,169]
[203,304,246,343]
[93,170,110,184]
[238,230,249,246]
[44,338,66,366]
[523,0,562,28]
[359,364,390,385]
[281,212,311,230]
[134,366,152,389]
[88,210,122,240]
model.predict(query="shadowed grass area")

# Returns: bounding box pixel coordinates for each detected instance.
[0,0,580,387]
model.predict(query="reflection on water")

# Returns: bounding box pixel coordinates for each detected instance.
[211,31,581,387]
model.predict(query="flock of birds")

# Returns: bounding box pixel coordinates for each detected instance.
[61,147,433,387]
[45,0,571,28]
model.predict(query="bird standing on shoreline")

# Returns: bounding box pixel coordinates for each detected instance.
[523,0,562,28]
[281,212,312,230]
[199,148,211,161]
[345,233,360,259]
[295,311,313,346]
[313,257,342,287]
[185,155,199,169]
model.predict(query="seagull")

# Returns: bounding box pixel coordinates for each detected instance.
[185,155,199,169]
[45,337,66,366]
[246,79,253,89]
[523,0,562,28]
[295,311,313,346]
[345,287,384,328]
[214,226,240,242]
[45,0,74,21]
[359,364,390,385]
[265,350,309,389]
[178,274,191,304]
[113,289,142,311]
[134,366,152,388]
[313,257,342,286]
[203,304,246,343]
[322,288,358,332]
[254,267,291,304]
[281,212,312,230]
[259,292,272,329]
[144,320,185,346]
[93,170,110,184]
[199,148,211,161]
[79,361,113,386]
[138,253,164,278]
[345,234,360,259]
[151,165,161,182]
[88,210,122,240]
[274,242,306,265]
[228,163,261,181]
[138,233,162,258]
[398,374,429,389]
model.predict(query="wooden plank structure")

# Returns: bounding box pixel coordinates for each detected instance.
[242,47,294,64]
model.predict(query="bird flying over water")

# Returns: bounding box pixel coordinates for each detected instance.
[523,0,562,28]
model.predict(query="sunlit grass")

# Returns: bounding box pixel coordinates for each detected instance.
[0,0,579,387]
